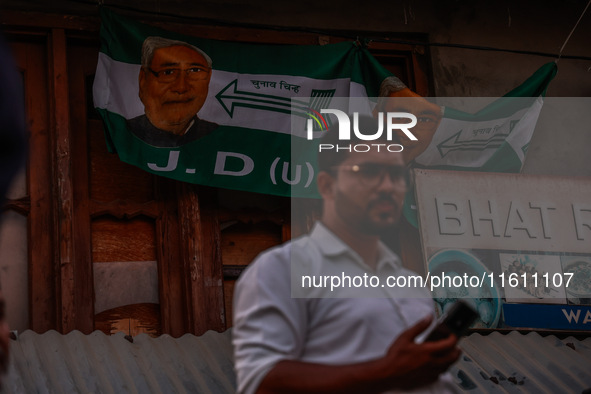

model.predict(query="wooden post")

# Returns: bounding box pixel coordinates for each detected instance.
[67,41,96,334]
[49,28,93,333]
[14,38,57,333]
[156,178,187,337]
[178,184,225,335]
[156,181,225,336]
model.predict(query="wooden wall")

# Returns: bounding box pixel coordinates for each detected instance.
[1,9,429,336]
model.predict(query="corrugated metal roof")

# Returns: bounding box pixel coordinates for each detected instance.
[3,329,591,393]
[451,331,591,393]
[4,329,236,394]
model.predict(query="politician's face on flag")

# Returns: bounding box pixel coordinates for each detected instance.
[382,92,442,164]
[139,45,212,135]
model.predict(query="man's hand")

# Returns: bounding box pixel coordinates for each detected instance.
[256,314,461,394]
[376,315,461,391]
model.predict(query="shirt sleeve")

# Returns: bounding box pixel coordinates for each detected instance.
[232,244,308,394]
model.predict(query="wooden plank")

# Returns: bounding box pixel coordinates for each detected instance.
[0,11,99,31]
[150,22,321,45]
[89,119,156,204]
[196,186,226,332]
[411,50,430,96]
[95,303,161,338]
[0,10,319,45]
[218,208,284,226]
[48,28,78,333]
[13,38,57,333]
[91,217,156,263]
[365,40,432,95]
[221,221,282,266]
[155,177,186,337]
[68,42,100,334]
[178,184,225,335]
[367,41,417,51]
[89,200,159,219]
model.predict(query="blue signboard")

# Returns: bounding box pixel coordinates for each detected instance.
[503,303,591,330]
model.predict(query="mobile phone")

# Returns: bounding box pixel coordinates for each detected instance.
[425,300,478,341]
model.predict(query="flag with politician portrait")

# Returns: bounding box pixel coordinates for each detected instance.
[93,7,389,197]
[94,8,556,198]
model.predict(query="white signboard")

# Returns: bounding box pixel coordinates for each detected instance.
[414,169,591,330]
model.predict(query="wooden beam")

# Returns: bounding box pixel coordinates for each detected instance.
[68,43,100,334]
[0,11,100,32]
[89,199,159,219]
[48,28,80,333]
[13,38,57,333]
[178,184,225,335]
[411,48,430,96]
[155,178,186,337]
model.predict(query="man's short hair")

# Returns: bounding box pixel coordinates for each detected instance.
[141,36,213,68]
[317,114,403,173]
[375,76,408,112]
[378,76,408,97]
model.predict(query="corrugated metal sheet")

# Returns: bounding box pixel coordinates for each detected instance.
[4,329,236,394]
[3,329,590,393]
[451,331,591,393]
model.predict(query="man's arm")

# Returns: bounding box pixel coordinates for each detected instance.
[256,315,460,394]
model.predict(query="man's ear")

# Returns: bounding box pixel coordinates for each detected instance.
[317,171,335,201]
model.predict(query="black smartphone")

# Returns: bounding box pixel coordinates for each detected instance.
[425,300,479,341]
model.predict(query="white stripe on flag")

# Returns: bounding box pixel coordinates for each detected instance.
[93,52,143,119]
[93,53,372,136]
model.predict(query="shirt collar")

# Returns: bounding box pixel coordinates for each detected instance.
[309,222,349,256]
[309,222,402,271]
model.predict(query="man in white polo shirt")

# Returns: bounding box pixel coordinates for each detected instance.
[233,115,460,394]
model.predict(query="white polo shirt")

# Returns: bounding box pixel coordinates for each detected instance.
[233,222,456,394]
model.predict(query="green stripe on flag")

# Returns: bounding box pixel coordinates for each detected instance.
[100,7,372,80]
[444,62,557,121]
[504,62,557,98]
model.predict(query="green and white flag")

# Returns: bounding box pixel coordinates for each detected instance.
[412,63,557,172]
[93,8,556,198]
[93,8,389,197]
[399,63,557,226]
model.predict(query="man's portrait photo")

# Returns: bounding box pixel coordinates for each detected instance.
[375,76,443,165]
[127,36,219,147]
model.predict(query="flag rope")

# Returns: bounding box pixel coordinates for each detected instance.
[557,0,591,62]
